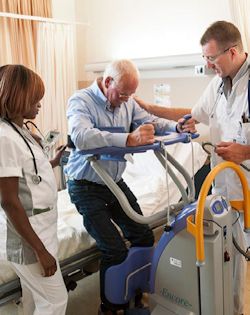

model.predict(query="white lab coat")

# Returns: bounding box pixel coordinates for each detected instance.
[192,59,250,315]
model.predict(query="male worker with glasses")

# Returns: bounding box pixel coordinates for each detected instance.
[66,59,196,315]
[135,21,250,315]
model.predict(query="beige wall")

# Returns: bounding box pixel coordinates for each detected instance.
[74,0,231,81]
[53,0,232,83]
[52,0,231,140]
[137,76,211,141]
[52,0,76,21]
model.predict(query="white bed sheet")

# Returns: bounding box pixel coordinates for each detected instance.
[123,142,207,216]
[0,142,207,285]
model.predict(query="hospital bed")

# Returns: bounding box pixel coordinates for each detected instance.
[0,140,207,307]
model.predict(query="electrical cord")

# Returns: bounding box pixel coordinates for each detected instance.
[232,211,241,226]
[233,236,250,261]
[162,141,171,228]
[231,211,250,260]
[204,212,250,260]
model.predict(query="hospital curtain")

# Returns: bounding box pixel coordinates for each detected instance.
[0,0,52,68]
[228,0,250,53]
[35,22,76,189]
[35,22,76,145]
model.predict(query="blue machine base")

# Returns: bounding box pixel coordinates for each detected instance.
[105,247,154,304]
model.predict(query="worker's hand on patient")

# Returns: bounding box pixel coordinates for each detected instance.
[215,142,247,164]
[36,248,57,277]
[133,95,149,111]
[127,124,155,146]
[176,116,197,133]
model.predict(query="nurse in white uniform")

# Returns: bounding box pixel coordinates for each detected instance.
[0,64,68,315]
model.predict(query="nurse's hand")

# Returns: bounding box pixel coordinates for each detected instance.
[127,124,155,146]
[50,144,67,168]
[36,249,57,277]
[215,142,247,164]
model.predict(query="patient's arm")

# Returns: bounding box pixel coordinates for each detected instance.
[134,96,191,121]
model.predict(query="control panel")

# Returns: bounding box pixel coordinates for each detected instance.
[203,195,230,236]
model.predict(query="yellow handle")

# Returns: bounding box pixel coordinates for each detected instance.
[187,161,250,265]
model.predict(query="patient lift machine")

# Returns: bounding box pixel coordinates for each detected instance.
[80,130,250,315]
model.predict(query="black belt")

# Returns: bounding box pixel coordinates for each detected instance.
[71,178,103,186]
[70,178,123,186]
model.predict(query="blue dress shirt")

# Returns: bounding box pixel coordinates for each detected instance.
[66,79,177,184]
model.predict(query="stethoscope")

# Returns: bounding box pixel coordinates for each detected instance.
[202,141,250,172]
[4,119,42,185]
[209,81,224,118]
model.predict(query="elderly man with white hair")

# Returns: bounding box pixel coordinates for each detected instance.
[66,59,195,315]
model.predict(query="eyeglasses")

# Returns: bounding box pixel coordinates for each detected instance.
[111,78,134,99]
[202,45,237,63]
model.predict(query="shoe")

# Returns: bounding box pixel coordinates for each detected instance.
[134,292,144,308]
[97,304,117,315]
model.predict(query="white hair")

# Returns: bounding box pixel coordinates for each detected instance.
[103,59,140,82]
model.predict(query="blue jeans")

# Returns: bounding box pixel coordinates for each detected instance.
[68,178,154,308]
